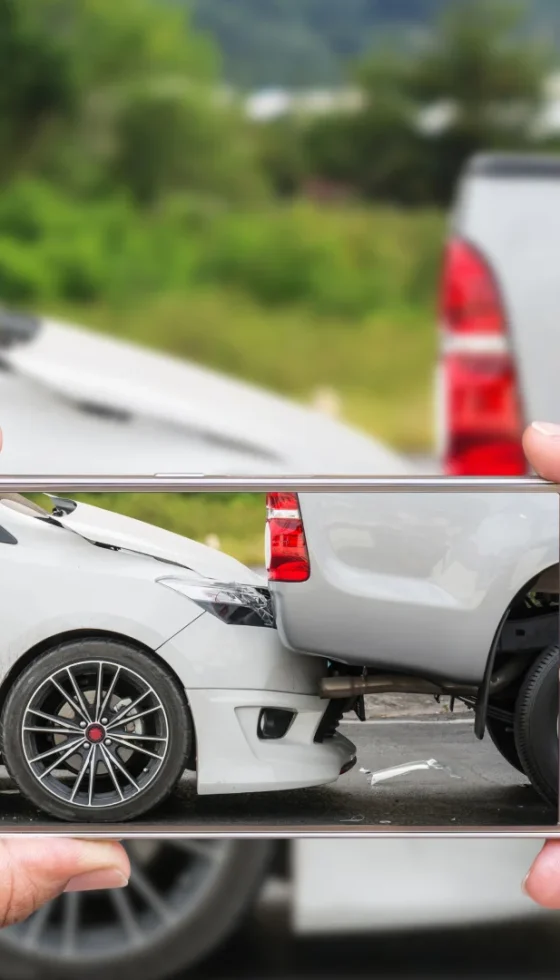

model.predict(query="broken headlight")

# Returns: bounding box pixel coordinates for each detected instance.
[157,577,275,628]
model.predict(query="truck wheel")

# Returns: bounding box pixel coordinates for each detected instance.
[0,839,275,980]
[514,645,558,808]
[0,639,192,822]
[486,715,524,774]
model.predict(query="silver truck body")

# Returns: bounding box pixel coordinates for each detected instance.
[272,489,558,683]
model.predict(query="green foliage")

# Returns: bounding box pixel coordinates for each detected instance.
[0,0,76,181]
[0,177,443,316]
[295,0,554,204]
[198,203,442,316]
[111,83,267,206]
[0,0,264,204]
[47,201,441,455]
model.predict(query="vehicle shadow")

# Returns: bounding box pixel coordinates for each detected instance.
[0,769,554,829]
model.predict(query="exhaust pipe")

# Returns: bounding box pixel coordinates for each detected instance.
[320,657,528,701]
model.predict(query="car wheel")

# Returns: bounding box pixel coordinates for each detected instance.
[0,638,192,822]
[514,644,558,808]
[486,714,525,774]
[0,839,275,980]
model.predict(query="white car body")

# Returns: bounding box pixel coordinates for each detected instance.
[0,495,354,804]
[0,316,409,476]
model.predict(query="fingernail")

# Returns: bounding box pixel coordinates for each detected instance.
[521,873,530,895]
[531,421,560,436]
[64,869,129,893]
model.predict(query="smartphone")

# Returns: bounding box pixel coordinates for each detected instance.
[0,474,556,837]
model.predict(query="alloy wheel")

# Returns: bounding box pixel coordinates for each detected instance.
[21,660,170,809]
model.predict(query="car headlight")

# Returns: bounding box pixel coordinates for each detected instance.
[156,577,275,628]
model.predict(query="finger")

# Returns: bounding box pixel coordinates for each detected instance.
[522,422,560,482]
[523,841,560,909]
[0,837,130,928]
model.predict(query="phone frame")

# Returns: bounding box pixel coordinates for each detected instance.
[0,475,558,492]
[0,473,557,838]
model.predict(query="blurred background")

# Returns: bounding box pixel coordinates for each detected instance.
[4,0,560,558]
[0,1,560,978]
[0,0,560,563]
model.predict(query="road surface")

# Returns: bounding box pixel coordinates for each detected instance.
[0,717,554,830]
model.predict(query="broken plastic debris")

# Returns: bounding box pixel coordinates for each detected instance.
[340,814,365,823]
[360,758,461,787]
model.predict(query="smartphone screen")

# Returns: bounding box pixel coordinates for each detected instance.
[0,485,555,833]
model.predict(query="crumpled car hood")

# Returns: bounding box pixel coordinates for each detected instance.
[46,498,265,585]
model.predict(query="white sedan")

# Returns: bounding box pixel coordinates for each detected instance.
[0,493,354,822]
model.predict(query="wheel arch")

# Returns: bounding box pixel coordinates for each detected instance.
[0,628,198,768]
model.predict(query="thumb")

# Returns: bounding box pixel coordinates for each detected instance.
[523,841,560,909]
[0,837,130,928]
[522,422,560,482]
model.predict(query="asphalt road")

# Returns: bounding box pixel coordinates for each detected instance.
[0,717,554,830]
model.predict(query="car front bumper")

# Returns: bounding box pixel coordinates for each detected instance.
[188,687,356,795]
[156,612,356,795]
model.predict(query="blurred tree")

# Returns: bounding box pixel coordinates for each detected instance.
[0,0,266,205]
[111,82,267,205]
[0,0,76,181]
[301,0,553,204]
[399,0,551,199]
[255,117,310,197]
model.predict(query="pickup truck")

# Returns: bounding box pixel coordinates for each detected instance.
[267,155,560,810]
[267,486,558,807]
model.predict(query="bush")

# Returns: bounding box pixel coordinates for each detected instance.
[0,179,444,320]
[0,237,52,302]
[198,202,444,317]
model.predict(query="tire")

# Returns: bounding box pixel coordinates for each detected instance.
[0,839,275,980]
[0,638,192,822]
[514,644,558,808]
[486,714,525,775]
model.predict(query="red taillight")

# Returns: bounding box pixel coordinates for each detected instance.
[439,239,526,476]
[265,492,310,583]
[440,240,504,335]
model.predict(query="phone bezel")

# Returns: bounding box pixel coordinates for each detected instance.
[0,473,556,837]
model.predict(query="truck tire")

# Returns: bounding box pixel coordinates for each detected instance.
[486,714,525,775]
[514,644,558,808]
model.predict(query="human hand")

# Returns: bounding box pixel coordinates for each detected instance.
[520,421,560,908]
[0,429,130,927]
[0,837,130,928]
